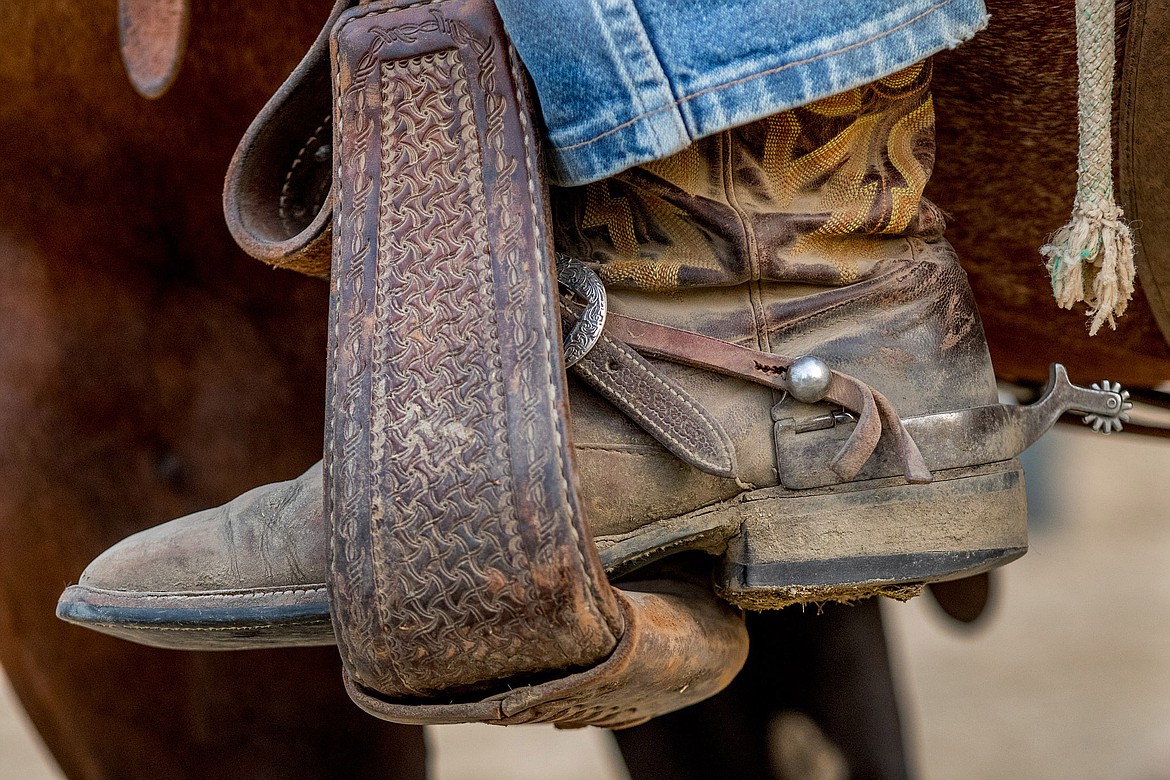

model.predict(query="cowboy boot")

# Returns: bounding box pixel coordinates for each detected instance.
[553,59,1022,609]
[63,58,1108,649]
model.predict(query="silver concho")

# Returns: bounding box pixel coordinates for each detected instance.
[786,355,833,404]
[555,253,607,367]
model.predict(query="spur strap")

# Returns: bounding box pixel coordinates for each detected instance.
[599,311,932,484]
[569,329,740,479]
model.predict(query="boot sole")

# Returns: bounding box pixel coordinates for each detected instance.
[55,585,335,650]
[55,460,1025,648]
[598,459,1027,608]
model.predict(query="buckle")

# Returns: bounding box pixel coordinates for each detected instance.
[555,253,607,367]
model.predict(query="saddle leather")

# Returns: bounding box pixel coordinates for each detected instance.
[223,0,351,276]
[1121,0,1170,349]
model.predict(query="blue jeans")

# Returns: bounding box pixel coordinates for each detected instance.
[494,0,987,185]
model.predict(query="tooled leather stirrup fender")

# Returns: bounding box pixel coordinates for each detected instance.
[326,0,747,727]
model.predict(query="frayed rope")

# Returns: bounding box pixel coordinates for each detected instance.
[1040,0,1136,336]
[1042,203,1135,335]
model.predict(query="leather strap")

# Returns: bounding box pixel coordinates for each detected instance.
[328,0,621,701]
[222,0,352,277]
[569,326,739,479]
[601,311,932,484]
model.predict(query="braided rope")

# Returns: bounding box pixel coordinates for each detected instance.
[1040,0,1135,335]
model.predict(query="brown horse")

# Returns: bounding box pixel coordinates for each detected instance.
[0,0,429,776]
[1,0,1166,777]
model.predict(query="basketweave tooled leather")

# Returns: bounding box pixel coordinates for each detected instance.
[325,0,749,726]
[328,0,620,700]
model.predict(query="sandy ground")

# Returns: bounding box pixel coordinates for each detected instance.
[3,425,1169,780]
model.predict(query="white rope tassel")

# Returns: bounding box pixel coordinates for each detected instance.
[1040,0,1136,335]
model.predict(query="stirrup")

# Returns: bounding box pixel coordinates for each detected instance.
[325,0,746,728]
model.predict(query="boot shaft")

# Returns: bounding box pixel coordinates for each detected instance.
[553,61,943,292]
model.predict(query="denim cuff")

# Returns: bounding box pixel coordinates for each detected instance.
[496,0,988,186]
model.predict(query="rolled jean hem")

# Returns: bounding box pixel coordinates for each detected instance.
[547,0,988,186]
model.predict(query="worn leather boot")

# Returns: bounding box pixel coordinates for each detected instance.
[59,61,1028,649]
[556,60,1024,609]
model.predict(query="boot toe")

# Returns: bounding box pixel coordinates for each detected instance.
[56,463,332,650]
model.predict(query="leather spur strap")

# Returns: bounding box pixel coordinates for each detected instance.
[599,311,932,484]
[326,0,624,712]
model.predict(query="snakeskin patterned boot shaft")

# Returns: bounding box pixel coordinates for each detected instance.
[554,61,944,293]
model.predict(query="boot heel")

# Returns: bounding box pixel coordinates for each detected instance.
[715,459,1027,608]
